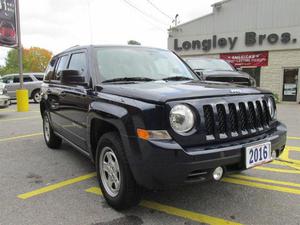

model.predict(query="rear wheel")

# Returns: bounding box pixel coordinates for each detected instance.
[43,112,62,149]
[32,89,41,103]
[96,132,141,210]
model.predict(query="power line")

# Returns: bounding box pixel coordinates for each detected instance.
[121,0,169,28]
[145,0,173,21]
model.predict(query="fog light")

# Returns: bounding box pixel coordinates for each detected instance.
[212,167,223,181]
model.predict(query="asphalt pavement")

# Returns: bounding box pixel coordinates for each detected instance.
[0,102,299,225]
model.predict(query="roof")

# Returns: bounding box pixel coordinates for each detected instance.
[54,44,169,58]
[170,0,232,29]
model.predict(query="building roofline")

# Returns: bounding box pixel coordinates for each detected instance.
[170,0,232,30]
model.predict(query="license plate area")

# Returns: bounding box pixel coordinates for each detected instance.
[245,142,271,168]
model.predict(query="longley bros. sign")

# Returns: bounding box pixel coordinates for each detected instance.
[173,31,298,52]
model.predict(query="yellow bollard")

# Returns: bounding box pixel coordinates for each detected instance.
[16,89,29,112]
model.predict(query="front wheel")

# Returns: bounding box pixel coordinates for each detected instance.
[96,132,141,210]
[43,112,62,149]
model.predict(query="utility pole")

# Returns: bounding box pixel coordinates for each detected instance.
[15,0,28,112]
[16,0,23,89]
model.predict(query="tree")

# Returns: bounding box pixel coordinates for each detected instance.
[0,47,52,75]
[127,40,141,45]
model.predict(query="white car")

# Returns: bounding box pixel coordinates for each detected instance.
[0,82,9,108]
[0,73,44,103]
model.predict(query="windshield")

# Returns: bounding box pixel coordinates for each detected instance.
[186,58,235,71]
[95,47,196,82]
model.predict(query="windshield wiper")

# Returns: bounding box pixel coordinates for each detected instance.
[162,76,194,81]
[102,77,155,83]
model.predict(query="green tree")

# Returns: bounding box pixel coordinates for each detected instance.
[0,47,52,76]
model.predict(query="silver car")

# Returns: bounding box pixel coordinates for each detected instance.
[0,73,44,103]
[0,82,9,108]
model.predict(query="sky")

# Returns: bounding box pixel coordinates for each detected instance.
[0,0,220,65]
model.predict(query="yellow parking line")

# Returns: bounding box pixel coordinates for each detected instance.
[229,174,300,188]
[222,177,300,195]
[18,172,96,199]
[272,160,300,170]
[288,136,300,140]
[0,109,40,113]
[254,166,300,174]
[286,146,300,152]
[86,187,241,225]
[0,132,43,142]
[0,116,40,122]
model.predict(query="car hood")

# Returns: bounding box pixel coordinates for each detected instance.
[199,70,251,79]
[99,80,270,104]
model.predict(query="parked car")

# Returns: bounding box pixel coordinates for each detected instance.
[184,57,256,87]
[0,82,9,108]
[41,45,286,210]
[0,73,44,103]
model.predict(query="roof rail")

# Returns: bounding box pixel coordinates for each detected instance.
[63,45,80,51]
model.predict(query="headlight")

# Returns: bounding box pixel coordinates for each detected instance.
[169,104,195,134]
[267,97,276,119]
[0,89,3,95]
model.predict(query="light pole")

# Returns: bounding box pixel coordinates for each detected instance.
[15,0,29,112]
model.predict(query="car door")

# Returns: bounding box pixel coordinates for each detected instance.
[46,54,70,135]
[22,75,35,97]
[57,51,92,151]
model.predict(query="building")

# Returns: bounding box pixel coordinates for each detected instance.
[168,0,300,102]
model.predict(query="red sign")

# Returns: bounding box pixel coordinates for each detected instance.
[220,51,268,67]
[0,0,17,47]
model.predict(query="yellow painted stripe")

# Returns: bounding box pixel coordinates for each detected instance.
[229,174,300,188]
[0,109,40,113]
[254,166,300,174]
[271,160,300,170]
[85,187,241,225]
[222,178,300,195]
[18,172,96,199]
[0,116,40,122]
[286,146,300,152]
[288,136,300,140]
[0,132,43,142]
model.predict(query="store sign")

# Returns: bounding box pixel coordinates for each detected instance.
[173,32,298,52]
[220,51,268,67]
[0,0,17,47]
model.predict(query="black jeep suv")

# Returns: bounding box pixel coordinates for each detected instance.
[40,45,286,210]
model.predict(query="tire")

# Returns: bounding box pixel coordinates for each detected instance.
[32,89,42,103]
[96,132,141,210]
[43,112,62,149]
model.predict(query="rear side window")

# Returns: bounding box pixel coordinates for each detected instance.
[68,52,87,74]
[23,75,33,82]
[2,76,13,84]
[13,76,19,83]
[33,74,44,81]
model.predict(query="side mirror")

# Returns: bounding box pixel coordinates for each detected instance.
[236,67,243,72]
[60,70,86,86]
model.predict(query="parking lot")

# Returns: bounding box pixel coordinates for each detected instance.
[0,103,300,225]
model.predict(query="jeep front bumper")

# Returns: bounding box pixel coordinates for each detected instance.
[127,122,287,189]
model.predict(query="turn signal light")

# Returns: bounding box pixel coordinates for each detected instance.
[137,129,171,140]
